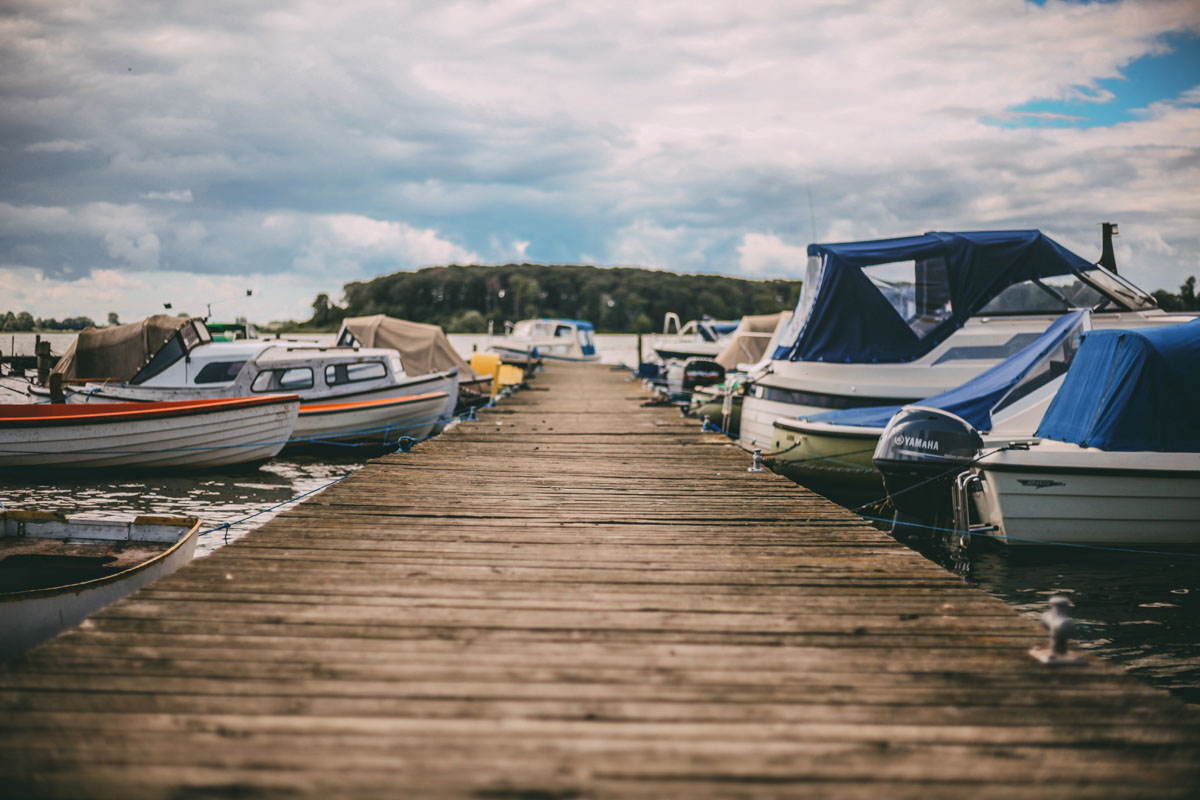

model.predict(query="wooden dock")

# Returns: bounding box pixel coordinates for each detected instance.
[2,362,1199,798]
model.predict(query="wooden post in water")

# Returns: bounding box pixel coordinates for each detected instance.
[636,332,643,365]
[48,373,65,403]
[35,339,51,385]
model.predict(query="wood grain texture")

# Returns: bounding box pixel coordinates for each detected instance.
[2,361,1198,799]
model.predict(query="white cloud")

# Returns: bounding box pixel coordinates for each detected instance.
[737,233,808,277]
[1,0,1199,320]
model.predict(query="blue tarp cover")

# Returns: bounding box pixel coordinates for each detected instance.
[1035,319,1200,452]
[803,310,1089,433]
[773,230,1094,364]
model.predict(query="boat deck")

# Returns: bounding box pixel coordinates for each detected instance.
[2,362,1199,797]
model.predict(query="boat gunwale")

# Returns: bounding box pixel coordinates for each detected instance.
[0,395,299,428]
[0,516,201,603]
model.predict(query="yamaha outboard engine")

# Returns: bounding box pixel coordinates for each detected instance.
[873,406,983,533]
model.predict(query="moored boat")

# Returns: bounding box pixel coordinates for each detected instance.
[739,227,1185,450]
[490,318,600,362]
[335,314,492,411]
[37,317,460,449]
[776,309,1092,505]
[955,320,1200,546]
[1,511,201,659]
[651,313,739,362]
[0,395,299,469]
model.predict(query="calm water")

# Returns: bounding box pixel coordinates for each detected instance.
[3,331,1195,704]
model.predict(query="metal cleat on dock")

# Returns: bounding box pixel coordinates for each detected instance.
[1030,595,1086,665]
[748,448,765,472]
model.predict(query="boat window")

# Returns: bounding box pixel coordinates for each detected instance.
[863,257,953,337]
[325,361,387,386]
[193,361,246,384]
[979,273,1117,315]
[336,329,359,347]
[555,324,573,338]
[533,322,554,337]
[577,327,595,351]
[1077,268,1158,311]
[129,334,185,384]
[251,367,314,392]
[193,321,213,344]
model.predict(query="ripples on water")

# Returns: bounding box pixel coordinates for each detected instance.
[887,520,1200,707]
[0,455,367,557]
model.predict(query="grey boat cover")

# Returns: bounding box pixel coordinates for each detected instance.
[337,315,485,381]
[714,312,790,370]
[50,315,190,381]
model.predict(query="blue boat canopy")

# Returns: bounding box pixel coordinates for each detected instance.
[1035,320,1200,452]
[802,310,1091,432]
[771,230,1096,364]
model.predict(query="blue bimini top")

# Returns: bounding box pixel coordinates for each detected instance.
[1035,319,1200,452]
[771,230,1094,364]
[802,309,1090,432]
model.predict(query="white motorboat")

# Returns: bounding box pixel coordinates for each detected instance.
[0,395,298,469]
[335,314,491,410]
[39,318,460,448]
[739,228,1186,449]
[778,309,1093,505]
[657,312,789,404]
[1,510,200,659]
[490,318,600,362]
[954,320,1200,546]
[651,313,739,362]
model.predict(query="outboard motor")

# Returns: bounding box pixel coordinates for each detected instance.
[681,358,725,394]
[873,406,983,532]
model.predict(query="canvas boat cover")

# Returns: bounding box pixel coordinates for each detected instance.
[1035,319,1200,452]
[338,315,484,380]
[714,312,790,370]
[50,315,190,381]
[802,309,1090,432]
[771,230,1094,364]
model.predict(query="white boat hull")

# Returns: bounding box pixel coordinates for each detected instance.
[0,398,298,469]
[972,446,1200,546]
[1,514,200,659]
[292,390,452,448]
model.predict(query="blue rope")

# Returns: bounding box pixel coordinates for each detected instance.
[199,471,353,537]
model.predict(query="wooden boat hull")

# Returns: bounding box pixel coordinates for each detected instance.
[0,396,298,469]
[1,512,200,659]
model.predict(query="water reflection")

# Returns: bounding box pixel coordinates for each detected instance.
[1,455,364,556]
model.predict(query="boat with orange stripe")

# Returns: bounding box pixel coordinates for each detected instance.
[0,395,299,469]
[291,391,451,450]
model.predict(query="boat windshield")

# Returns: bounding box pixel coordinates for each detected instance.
[979,269,1156,315]
[129,319,213,385]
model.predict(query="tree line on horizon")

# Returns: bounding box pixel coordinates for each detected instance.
[304,263,805,333]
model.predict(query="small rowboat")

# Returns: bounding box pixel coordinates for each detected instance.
[0,395,299,469]
[290,390,451,450]
[1,511,201,659]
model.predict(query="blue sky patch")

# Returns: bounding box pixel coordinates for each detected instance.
[991,31,1200,129]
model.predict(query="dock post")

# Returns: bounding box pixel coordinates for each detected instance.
[36,339,52,385]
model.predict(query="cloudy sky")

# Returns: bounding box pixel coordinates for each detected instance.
[2,0,1198,323]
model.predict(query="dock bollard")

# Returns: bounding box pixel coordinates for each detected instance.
[1030,595,1085,665]
[396,437,415,453]
[748,449,765,473]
